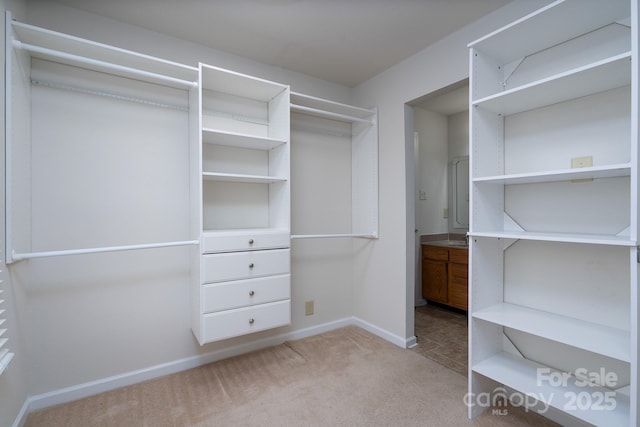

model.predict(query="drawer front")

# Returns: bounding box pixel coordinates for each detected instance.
[448,278,468,310]
[201,299,291,343]
[202,230,289,253]
[449,248,468,264]
[201,274,290,314]
[423,245,449,261]
[202,249,290,283]
[450,262,468,279]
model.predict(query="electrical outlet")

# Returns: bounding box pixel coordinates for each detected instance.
[571,155,593,183]
[418,190,427,200]
[443,208,448,219]
[571,156,593,169]
[305,300,314,316]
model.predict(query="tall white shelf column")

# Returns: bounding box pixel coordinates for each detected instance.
[468,1,638,426]
[191,64,292,345]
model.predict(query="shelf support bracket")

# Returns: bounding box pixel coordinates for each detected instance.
[500,57,525,89]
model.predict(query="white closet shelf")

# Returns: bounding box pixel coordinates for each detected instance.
[473,352,630,427]
[11,20,197,88]
[290,92,376,123]
[473,303,630,362]
[200,63,287,101]
[472,163,631,184]
[468,0,630,64]
[468,230,636,246]
[202,128,287,150]
[202,172,287,184]
[472,52,631,116]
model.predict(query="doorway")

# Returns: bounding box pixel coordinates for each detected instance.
[407,80,469,374]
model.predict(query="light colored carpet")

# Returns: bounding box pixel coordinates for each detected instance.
[25,326,557,426]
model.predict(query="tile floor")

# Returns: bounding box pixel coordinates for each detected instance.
[412,303,468,376]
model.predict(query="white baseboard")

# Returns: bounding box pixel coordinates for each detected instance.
[18,316,410,423]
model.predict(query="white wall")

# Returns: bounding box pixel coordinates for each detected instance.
[414,107,448,236]
[0,3,30,427]
[448,110,469,161]
[351,0,553,341]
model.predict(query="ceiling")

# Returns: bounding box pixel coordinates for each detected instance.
[43,0,511,87]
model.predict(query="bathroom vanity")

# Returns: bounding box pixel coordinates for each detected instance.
[421,241,468,311]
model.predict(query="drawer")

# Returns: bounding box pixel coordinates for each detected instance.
[201,274,290,314]
[201,299,291,343]
[450,262,468,279]
[202,249,290,283]
[423,245,449,261]
[449,247,468,264]
[202,229,289,253]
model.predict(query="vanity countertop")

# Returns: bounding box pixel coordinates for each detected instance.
[422,240,468,249]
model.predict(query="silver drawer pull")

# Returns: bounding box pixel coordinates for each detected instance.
[249,290,255,296]
[249,318,255,325]
[248,239,254,245]
[249,263,254,269]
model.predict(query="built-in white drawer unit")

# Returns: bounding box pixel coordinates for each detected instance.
[200,299,291,342]
[201,274,290,313]
[201,249,290,283]
[202,229,290,253]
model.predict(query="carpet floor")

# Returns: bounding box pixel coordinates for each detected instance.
[24,326,558,426]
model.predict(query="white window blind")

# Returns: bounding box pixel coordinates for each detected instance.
[0,268,14,375]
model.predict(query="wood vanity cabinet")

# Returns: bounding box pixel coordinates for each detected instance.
[422,244,468,311]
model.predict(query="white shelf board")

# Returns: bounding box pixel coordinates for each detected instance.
[202,128,286,150]
[472,52,631,116]
[468,230,636,246]
[473,303,630,362]
[290,92,375,121]
[200,63,287,102]
[473,163,631,185]
[473,352,630,427]
[202,227,289,235]
[202,172,287,184]
[468,0,630,64]
[11,20,197,86]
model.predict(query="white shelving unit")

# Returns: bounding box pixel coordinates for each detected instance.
[468,1,638,426]
[290,92,378,239]
[191,64,291,345]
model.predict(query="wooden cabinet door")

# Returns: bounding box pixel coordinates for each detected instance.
[448,262,468,310]
[422,259,447,303]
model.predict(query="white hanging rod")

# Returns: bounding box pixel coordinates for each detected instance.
[11,239,199,261]
[31,79,189,112]
[291,233,378,239]
[290,104,373,124]
[13,40,197,89]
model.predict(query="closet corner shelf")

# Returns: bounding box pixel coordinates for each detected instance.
[202,172,287,184]
[473,352,630,427]
[468,0,630,64]
[201,128,287,150]
[471,52,631,116]
[467,230,636,246]
[473,302,630,362]
[472,163,632,184]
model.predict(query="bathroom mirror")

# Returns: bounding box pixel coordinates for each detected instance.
[450,156,469,230]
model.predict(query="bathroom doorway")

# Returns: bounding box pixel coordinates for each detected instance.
[407,80,469,374]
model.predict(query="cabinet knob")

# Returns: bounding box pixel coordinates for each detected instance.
[249,318,255,325]
[249,263,254,269]
[249,290,255,296]
[248,239,254,245]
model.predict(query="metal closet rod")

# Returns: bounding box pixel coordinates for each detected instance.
[12,240,199,261]
[291,233,378,239]
[290,104,373,124]
[13,40,197,89]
